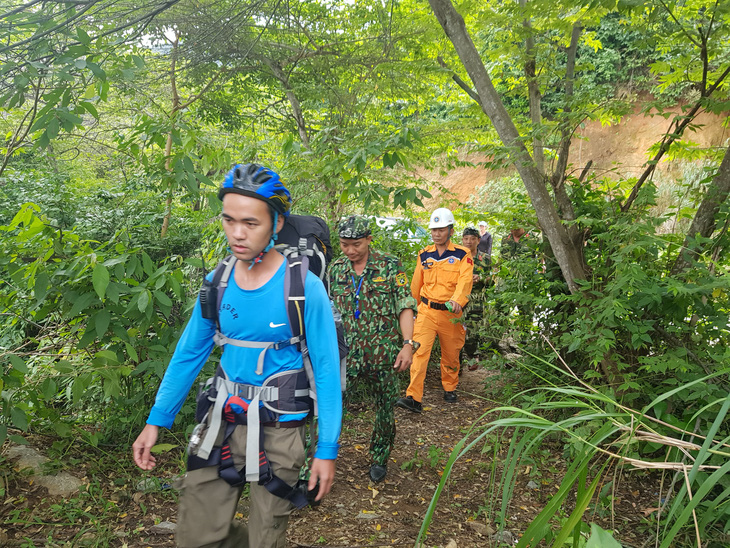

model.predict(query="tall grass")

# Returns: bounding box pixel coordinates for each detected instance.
[416,352,730,547]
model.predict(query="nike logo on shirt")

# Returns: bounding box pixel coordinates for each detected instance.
[269,322,286,328]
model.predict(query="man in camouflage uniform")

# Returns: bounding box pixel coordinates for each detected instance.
[461,227,491,368]
[329,216,417,483]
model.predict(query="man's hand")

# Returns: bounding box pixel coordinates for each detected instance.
[132,424,160,471]
[309,458,336,501]
[472,274,480,284]
[393,344,414,372]
[448,300,462,314]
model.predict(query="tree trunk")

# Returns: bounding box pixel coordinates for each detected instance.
[160,34,181,239]
[671,144,730,274]
[428,0,586,294]
[520,0,543,175]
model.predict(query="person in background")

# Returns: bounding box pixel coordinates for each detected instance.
[461,226,491,370]
[329,215,417,483]
[395,207,473,412]
[500,226,530,259]
[477,220,493,267]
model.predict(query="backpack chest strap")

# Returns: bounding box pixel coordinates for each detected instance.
[213,331,304,375]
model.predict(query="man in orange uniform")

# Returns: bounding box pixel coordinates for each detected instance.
[395,208,473,411]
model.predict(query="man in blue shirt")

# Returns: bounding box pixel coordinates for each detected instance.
[132,163,342,548]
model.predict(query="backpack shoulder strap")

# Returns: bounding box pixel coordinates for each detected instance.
[284,255,309,348]
[213,255,236,327]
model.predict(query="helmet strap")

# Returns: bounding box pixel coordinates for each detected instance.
[246,211,279,270]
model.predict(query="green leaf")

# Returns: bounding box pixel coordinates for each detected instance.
[107,281,120,304]
[46,116,60,140]
[34,271,49,304]
[68,291,96,317]
[142,253,155,275]
[95,349,119,364]
[54,360,74,373]
[153,290,172,307]
[29,111,53,133]
[53,422,72,437]
[124,342,139,362]
[86,61,106,80]
[71,374,90,404]
[94,310,111,337]
[77,326,97,348]
[37,130,50,149]
[9,354,28,373]
[79,100,99,119]
[76,28,91,45]
[138,289,151,313]
[11,407,28,431]
[151,443,179,454]
[93,264,110,299]
[41,378,57,400]
[0,425,6,446]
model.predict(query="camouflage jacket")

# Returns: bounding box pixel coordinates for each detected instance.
[329,249,417,367]
[471,249,491,296]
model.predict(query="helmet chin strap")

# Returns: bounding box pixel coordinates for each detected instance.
[246,211,279,270]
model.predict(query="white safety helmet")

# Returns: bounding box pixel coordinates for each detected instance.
[428,207,455,229]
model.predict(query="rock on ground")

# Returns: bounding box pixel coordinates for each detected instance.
[8,444,83,497]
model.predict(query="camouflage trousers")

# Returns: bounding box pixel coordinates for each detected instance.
[345,362,399,466]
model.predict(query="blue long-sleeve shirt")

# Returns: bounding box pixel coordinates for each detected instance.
[147,257,342,460]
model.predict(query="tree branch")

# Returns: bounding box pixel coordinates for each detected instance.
[657,0,702,48]
[621,63,730,212]
[0,80,41,177]
[0,0,100,54]
[0,0,45,20]
[549,22,582,224]
[436,56,480,103]
[428,0,587,294]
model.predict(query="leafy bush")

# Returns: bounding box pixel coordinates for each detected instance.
[0,203,207,446]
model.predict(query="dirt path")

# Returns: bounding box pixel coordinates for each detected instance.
[288,365,500,548]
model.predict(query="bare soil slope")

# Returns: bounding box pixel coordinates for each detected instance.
[421,105,729,206]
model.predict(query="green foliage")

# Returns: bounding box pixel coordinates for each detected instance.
[0,203,204,445]
[0,165,209,259]
[418,362,730,546]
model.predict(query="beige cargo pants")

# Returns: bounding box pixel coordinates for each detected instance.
[176,424,307,548]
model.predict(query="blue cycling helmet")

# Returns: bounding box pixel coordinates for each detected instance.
[218,163,291,217]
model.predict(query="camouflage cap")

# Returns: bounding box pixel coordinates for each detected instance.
[338,215,371,239]
[463,226,480,238]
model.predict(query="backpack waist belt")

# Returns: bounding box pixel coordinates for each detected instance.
[188,419,310,509]
[196,369,311,483]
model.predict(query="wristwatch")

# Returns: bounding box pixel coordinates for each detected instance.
[403,339,421,351]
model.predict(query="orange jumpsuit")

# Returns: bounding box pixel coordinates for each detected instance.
[406,241,474,402]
